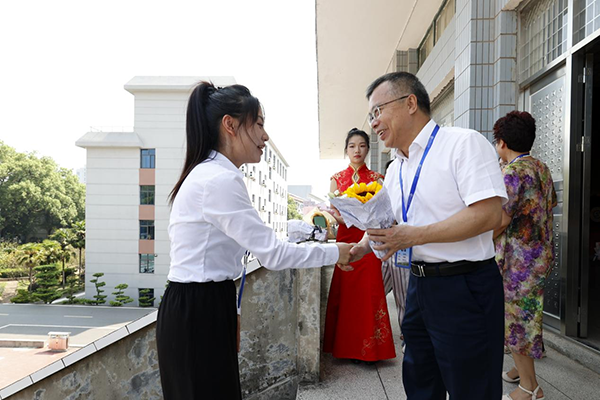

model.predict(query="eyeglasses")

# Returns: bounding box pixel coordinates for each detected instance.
[367,95,410,125]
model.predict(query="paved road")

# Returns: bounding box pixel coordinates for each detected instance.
[0,304,155,346]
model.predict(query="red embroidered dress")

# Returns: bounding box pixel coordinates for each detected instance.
[323,164,396,362]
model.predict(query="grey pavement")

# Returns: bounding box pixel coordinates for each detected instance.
[298,293,600,399]
[0,303,155,346]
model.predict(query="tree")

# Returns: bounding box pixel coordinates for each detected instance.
[49,228,76,287]
[110,283,134,307]
[90,272,107,305]
[33,264,61,304]
[70,221,85,278]
[287,195,302,220]
[16,243,42,291]
[138,289,155,307]
[38,239,61,265]
[0,142,85,241]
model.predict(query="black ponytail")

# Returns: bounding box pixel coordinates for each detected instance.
[168,81,261,205]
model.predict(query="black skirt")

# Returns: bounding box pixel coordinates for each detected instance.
[156,280,241,400]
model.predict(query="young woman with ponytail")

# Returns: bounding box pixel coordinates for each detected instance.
[156,82,353,399]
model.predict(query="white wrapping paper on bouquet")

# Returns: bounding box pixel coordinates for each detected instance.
[329,187,396,259]
[287,220,328,243]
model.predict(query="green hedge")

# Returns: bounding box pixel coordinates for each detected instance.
[0,268,25,279]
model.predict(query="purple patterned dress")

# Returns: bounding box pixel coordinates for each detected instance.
[494,157,557,359]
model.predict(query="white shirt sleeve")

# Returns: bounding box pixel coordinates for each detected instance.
[455,131,508,206]
[202,172,339,270]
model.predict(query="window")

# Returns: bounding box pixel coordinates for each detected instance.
[268,190,271,202]
[138,288,155,307]
[141,149,156,169]
[268,212,271,224]
[418,0,455,67]
[259,171,262,183]
[252,194,255,203]
[435,0,454,41]
[269,168,272,179]
[139,254,155,273]
[140,185,155,205]
[140,220,155,240]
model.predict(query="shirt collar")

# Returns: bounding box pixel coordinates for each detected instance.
[394,119,437,159]
[348,163,367,173]
[209,150,244,176]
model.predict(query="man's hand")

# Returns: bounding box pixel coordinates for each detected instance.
[367,224,421,262]
[335,242,355,271]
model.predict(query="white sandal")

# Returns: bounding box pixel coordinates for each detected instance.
[502,370,520,383]
[502,384,545,400]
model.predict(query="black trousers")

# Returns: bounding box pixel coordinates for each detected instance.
[402,259,504,400]
[156,281,241,400]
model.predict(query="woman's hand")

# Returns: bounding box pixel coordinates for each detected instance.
[335,242,355,271]
[330,205,345,224]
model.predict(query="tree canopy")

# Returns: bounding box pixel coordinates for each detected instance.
[0,142,85,240]
[287,195,302,220]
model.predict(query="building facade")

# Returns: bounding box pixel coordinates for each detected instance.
[76,76,288,306]
[317,0,600,353]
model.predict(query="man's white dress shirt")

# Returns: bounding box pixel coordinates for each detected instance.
[383,120,507,263]
[168,151,339,283]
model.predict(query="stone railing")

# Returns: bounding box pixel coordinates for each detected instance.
[7,263,332,399]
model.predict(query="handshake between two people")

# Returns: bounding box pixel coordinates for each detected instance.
[334,224,420,272]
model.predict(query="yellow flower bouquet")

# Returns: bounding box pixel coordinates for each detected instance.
[329,181,395,260]
[342,181,382,204]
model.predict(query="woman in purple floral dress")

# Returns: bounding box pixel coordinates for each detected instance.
[493,111,556,400]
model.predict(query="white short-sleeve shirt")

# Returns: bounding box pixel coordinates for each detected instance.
[383,119,508,263]
[167,151,339,283]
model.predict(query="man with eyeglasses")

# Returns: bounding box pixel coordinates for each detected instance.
[347,72,507,399]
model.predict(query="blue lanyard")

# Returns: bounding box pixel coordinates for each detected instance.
[508,153,530,165]
[237,250,250,310]
[399,125,440,223]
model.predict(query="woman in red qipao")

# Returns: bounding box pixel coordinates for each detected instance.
[323,128,396,364]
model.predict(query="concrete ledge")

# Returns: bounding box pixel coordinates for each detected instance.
[544,327,600,376]
[0,339,44,348]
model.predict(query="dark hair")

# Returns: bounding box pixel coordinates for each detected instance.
[493,111,536,152]
[169,81,261,204]
[366,72,431,115]
[344,128,370,152]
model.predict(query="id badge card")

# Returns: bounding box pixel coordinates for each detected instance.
[394,247,412,269]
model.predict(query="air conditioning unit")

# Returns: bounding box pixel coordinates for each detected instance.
[261,206,265,211]
[249,172,255,180]
[261,179,266,186]
[268,157,272,164]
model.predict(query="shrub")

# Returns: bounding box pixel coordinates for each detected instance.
[90,272,107,305]
[110,283,134,307]
[0,268,26,279]
[11,289,34,303]
[138,289,155,307]
[33,264,61,304]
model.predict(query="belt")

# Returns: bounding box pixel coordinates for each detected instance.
[410,258,493,278]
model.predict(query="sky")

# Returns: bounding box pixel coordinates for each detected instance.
[0,0,348,199]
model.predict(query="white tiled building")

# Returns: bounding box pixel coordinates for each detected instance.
[316,0,600,360]
[76,76,288,306]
